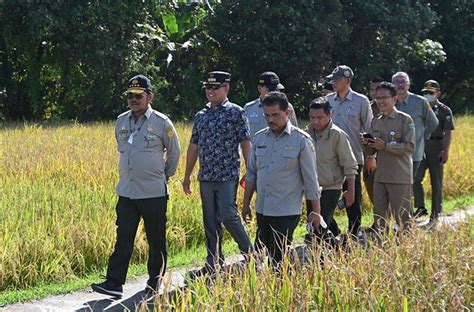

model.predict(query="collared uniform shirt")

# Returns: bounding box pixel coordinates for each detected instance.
[327,89,373,165]
[191,99,250,182]
[116,105,180,199]
[305,120,358,190]
[244,98,299,138]
[429,101,455,139]
[365,109,415,184]
[395,92,439,162]
[246,122,321,217]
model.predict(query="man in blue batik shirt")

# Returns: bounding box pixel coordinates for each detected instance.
[182,71,252,272]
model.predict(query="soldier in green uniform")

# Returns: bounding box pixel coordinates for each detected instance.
[413,80,455,223]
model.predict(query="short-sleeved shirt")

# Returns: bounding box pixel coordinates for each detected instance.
[191,99,250,182]
[395,92,439,162]
[116,105,181,199]
[365,110,415,184]
[246,122,321,217]
[244,98,298,138]
[327,89,373,165]
[429,101,455,139]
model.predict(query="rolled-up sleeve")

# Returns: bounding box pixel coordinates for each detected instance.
[300,137,321,200]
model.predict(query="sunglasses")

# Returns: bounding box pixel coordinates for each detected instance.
[205,85,224,90]
[423,91,436,95]
[127,93,146,100]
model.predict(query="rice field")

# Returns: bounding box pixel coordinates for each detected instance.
[0,116,473,294]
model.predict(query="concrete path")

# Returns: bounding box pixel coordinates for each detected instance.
[2,207,473,312]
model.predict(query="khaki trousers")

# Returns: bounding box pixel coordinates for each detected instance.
[373,182,413,232]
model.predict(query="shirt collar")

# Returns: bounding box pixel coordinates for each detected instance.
[334,88,354,102]
[205,98,229,109]
[265,121,292,137]
[127,105,153,120]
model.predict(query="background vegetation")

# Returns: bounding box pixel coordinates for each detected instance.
[1,0,473,121]
[0,117,473,295]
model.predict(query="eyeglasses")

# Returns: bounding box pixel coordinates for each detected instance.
[205,85,223,90]
[375,95,393,101]
[127,93,146,100]
[392,79,408,85]
[423,91,435,95]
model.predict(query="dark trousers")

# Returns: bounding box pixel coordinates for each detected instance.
[306,189,341,239]
[106,196,167,285]
[256,213,300,264]
[413,140,444,218]
[199,181,251,268]
[332,166,362,236]
[363,168,376,204]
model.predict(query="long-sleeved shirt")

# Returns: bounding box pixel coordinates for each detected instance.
[246,122,321,217]
[116,105,180,199]
[305,120,358,190]
[327,89,373,165]
[365,109,415,184]
[395,92,439,162]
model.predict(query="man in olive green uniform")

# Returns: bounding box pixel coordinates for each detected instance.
[363,82,415,233]
[413,80,455,222]
[92,75,180,297]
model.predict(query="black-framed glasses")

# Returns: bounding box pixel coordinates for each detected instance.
[127,93,146,100]
[205,85,223,90]
[375,95,393,101]
[422,91,436,95]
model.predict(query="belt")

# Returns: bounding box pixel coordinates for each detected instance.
[428,136,444,140]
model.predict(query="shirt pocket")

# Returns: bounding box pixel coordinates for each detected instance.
[248,114,261,124]
[142,131,162,151]
[255,147,269,168]
[281,148,299,170]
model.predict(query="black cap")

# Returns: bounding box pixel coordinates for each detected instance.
[204,71,231,86]
[325,65,354,81]
[422,80,441,92]
[258,71,284,91]
[127,75,152,94]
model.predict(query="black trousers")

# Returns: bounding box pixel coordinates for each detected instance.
[331,166,362,236]
[306,189,341,240]
[106,196,167,285]
[255,213,300,264]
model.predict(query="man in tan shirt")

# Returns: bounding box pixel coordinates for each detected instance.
[362,82,415,233]
[305,97,358,241]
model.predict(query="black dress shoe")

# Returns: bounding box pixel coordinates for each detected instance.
[91,280,123,298]
[414,207,428,218]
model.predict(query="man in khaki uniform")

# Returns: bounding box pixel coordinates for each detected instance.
[363,82,415,233]
[305,97,358,242]
[242,91,321,264]
[92,75,180,297]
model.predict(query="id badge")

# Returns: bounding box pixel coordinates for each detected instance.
[128,133,134,144]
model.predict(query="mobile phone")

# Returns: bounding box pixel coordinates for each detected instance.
[337,198,346,209]
[363,133,374,139]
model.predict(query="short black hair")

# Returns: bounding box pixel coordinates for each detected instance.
[370,76,385,84]
[262,91,289,111]
[309,97,332,114]
[376,81,397,97]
